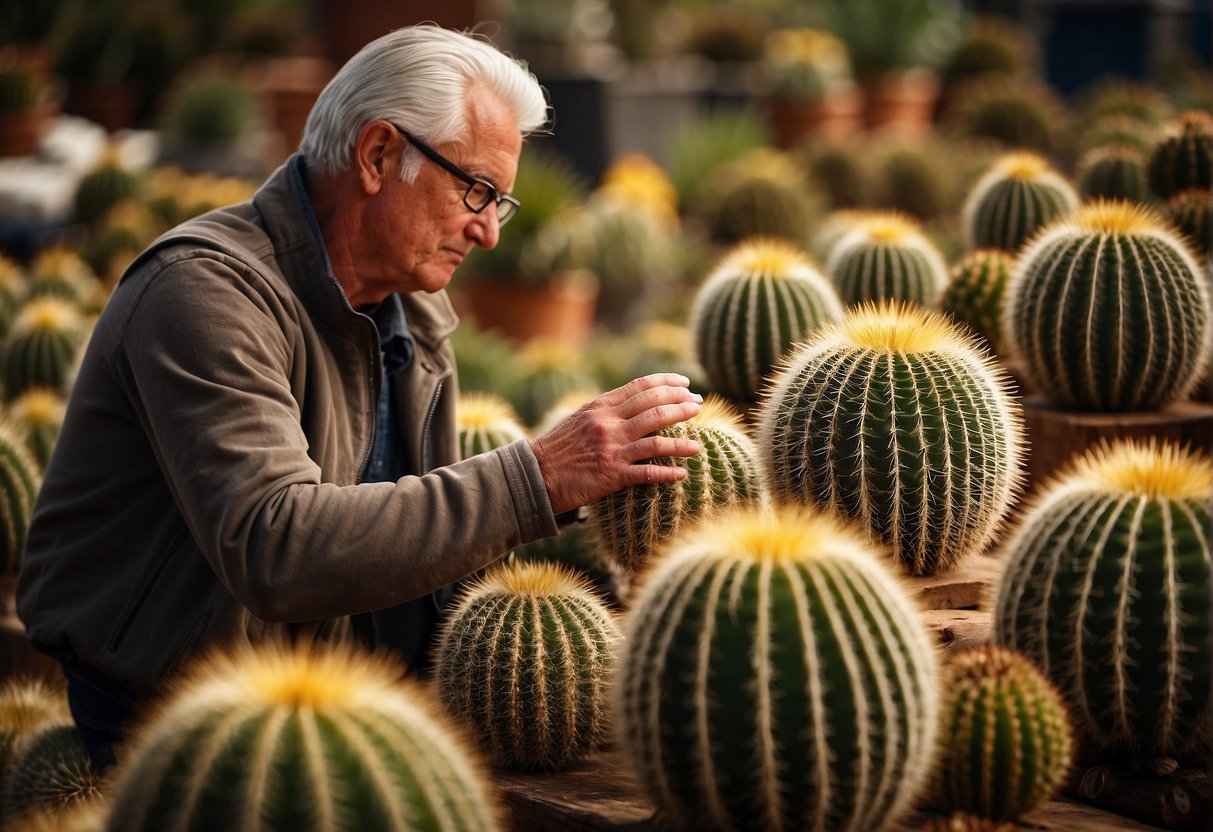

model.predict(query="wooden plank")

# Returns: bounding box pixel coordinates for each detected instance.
[494,748,1175,831]
[920,608,994,654]
[904,552,1002,610]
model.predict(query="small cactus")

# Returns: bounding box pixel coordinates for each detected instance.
[26,249,103,313]
[962,152,1079,253]
[689,238,843,402]
[0,678,71,775]
[1075,144,1149,202]
[0,423,40,574]
[590,396,764,574]
[701,149,820,246]
[945,76,1070,158]
[7,387,67,470]
[993,439,1213,767]
[456,393,528,460]
[825,212,950,307]
[940,249,1014,356]
[2,724,103,817]
[73,152,142,225]
[435,561,619,771]
[757,302,1024,576]
[1163,187,1210,257]
[934,646,1074,820]
[104,643,503,831]
[1,298,87,402]
[511,339,598,429]
[1147,110,1212,200]
[616,504,940,832]
[1003,200,1212,411]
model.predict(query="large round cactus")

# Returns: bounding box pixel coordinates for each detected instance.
[940,249,1014,357]
[616,504,940,832]
[590,395,764,574]
[689,238,843,401]
[456,392,528,460]
[934,646,1074,821]
[962,152,1079,253]
[757,303,1023,576]
[105,644,503,831]
[0,423,40,575]
[825,212,949,308]
[993,439,1213,767]
[1003,200,1212,411]
[1,298,86,402]
[435,560,619,771]
[1147,110,1212,200]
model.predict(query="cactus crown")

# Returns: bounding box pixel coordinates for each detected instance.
[656,503,875,567]
[457,392,523,430]
[1069,199,1172,236]
[684,393,747,433]
[836,301,976,356]
[11,388,67,425]
[858,212,919,244]
[0,678,69,736]
[948,643,1043,683]
[995,151,1050,179]
[719,236,820,276]
[1064,439,1211,499]
[13,297,82,334]
[470,559,595,599]
[519,338,579,371]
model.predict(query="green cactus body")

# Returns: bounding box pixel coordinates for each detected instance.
[993,440,1213,765]
[1076,144,1149,202]
[105,644,503,831]
[2,298,86,401]
[757,303,1023,576]
[809,209,877,263]
[27,249,103,312]
[940,249,1014,356]
[73,160,141,225]
[1147,111,1212,200]
[1003,201,1212,411]
[8,388,67,470]
[0,423,40,574]
[935,646,1074,820]
[436,561,619,771]
[616,505,940,832]
[703,151,819,246]
[456,393,528,460]
[0,678,71,776]
[1077,115,1160,159]
[962,152,1079,253]
[946,77,1069,157]
[2,724,102,817]
[1164,187,1210,257]
[826,213,949,307]
[590,396,765,574]
[689,238,843,401]
[1078,80,1175,134]
[512,340,598,429]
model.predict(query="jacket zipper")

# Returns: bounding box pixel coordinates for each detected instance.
[420,379,443,475]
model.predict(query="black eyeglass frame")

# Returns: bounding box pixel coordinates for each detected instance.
[390,125,520,226]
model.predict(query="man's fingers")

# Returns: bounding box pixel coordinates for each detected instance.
[625,401,704,439]
[624,435,702,463]
[628,463,689,486]
[616,385,702,421]
[597,374,692,411]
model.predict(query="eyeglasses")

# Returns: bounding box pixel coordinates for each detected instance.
[390,125,520,227]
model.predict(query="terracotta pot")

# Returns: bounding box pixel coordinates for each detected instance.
[861,68,940,139]
[767,83,864,148]
[255,56,337,160]
[0,102,55,157]
[65,81,143,132]
[460,271,599,347]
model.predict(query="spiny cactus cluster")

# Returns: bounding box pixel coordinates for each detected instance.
[962,152,1079,253]
[616,504,940,832]
[436,560,619,771]
[934,646,1074,821]
[994,439,1213,767]
[825,212,949,307]
[105,643,503,831]
[1003,200,1212,411]
[689,238,843,402]
[940,249,1014,356]
[2,297,87,401]
[1147,110,1212,200]
[590,396,764,574]
[757,303,1023,575]
[0,422,40,574]
[456,393,528,460]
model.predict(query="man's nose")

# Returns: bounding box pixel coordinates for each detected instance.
[467,210,501,250]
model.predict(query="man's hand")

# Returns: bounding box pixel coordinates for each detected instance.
[529,374,703,515]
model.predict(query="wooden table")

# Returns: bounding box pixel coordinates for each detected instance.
[494,552,1211,832]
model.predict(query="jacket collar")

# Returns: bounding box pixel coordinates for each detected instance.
[253,154,460,349]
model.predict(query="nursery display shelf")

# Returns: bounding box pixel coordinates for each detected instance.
[495,552,1210,832]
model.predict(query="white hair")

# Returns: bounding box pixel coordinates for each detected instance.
[299,25,549,179]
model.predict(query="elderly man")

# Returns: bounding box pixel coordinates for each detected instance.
[17,25,701,768]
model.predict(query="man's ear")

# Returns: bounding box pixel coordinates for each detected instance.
[354,121,399,196]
